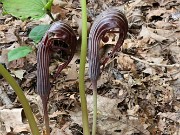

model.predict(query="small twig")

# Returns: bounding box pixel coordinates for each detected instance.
[130,55,180,68]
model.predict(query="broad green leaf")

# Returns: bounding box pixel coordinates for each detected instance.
[29,24,50,43]
[8,46,33,62]
[2,0,50,20]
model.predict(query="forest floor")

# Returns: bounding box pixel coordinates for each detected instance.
[0,0,180,135]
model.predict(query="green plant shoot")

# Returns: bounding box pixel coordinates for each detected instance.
[0,64,40,135]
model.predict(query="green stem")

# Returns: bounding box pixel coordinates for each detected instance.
[0,64,40,135]
[44,0,55,21]
[47,11,55,22]
[92,81,97,135]
[79,0,90,135]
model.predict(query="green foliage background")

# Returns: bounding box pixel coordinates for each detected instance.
[2,0,52,20]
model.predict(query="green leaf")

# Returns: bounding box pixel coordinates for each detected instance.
[2,0,49,20]
[8,46,33,62]
[29,24,50,43]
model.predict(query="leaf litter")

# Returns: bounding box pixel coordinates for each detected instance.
[0,0,180,134]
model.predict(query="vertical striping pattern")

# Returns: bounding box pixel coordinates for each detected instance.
[37,21,77,97]
[36,21,77,133]
[88,9,128,81]
[37,42,50,96]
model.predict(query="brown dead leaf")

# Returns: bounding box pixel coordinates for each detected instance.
[70,94,125,127]
[49,111,67,118]
[8,58,25,69]
[155,21,176,29]
[127,105,139,120]
[142,67,156,75]
[0,42,19,67]
[66,64,78,80]
[127,0,145,15]
[53,0,68,8]
[128,8,144,28]
[87,94,125,119]
[86,71,109,90]
[146,8,167,21]
[38,15,53,24]
[10,69,26,80]
[158,112,180,123]
[0,86,13,108]
[26,51,37,64]
[51,127,72,135]
[0,28,17,44]
[158,0,180,6]
[51,5,68,19]
[123,39,136,49]
[36,95,43,116]
[0,42,26,69]
[128,75,142,87]
[0,108,30,133]
[21,71,36,88]
[139,25,167,43]
[116,53,136,72]
[72,15,91,36]
[0,24,8,31]
[148,27,176,41]
[85,95,150,135]
[147,57,164,64]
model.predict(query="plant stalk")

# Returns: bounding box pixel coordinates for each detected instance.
[92,80,97,135]
[0,64,40,135]
[41,96,50,135]
[79,0,90,135]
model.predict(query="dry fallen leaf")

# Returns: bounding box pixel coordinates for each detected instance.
[127,105,139,120]
[0,108,30,133]
[146,8,167,21]
[53,0,68,7]
[0,86,13,108]
[11,69,26,80]
[0,42,19,66]
[66,63,78,80]
[70,94,125,128]
[0,28,17,44]
[155,21,176,29]
[142,67,156,75]
[72,15,91,36]
[51,5,68,19]
[50,127,72,135]
[139,25,167,43]
[86,71,109,90]
[116,53,136,72]
[158,112,180,123]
